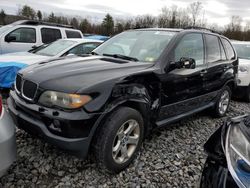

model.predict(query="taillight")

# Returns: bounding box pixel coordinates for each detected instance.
[0,95,2,116]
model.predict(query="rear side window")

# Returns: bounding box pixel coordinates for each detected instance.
[221,38,235,60]
[66,30,82,38]
[7,27,36,43]
[205,34,221,63]
[41,28,62,43]
[219,39,227,60]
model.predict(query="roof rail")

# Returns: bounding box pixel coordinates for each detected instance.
[184,26,221,35]
[14,20,74,29]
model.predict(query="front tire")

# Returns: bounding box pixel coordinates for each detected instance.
[213,86,231,117]
[93,107,144,173]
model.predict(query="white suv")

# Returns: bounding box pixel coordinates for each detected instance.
[232,41,250,102]
[0,20,83,54]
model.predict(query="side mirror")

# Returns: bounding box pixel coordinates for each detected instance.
[175,57,196,69]
[5,35,16,43]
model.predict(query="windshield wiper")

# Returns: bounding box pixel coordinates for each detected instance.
[103,53,138,62]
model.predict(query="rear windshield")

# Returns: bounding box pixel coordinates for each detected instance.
[35,40,76,56]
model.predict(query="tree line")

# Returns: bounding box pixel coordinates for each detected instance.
[0,3,250,40]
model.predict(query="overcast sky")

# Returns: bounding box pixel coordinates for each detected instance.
[1,0,250,26]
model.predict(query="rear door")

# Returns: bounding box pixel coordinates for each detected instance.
[203,34,234,102]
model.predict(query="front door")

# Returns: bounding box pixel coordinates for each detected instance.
[1,26,38,54]
[157,33,207,123]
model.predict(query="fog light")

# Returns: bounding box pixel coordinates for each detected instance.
[49,120,62,132]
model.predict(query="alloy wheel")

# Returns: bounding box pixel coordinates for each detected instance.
[218,90,230,115]
[112,119,140,164]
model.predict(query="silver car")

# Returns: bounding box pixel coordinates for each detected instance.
[0,95,16,177]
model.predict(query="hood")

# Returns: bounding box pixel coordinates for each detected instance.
[0,52,50,65]
[238,58,250,66]
[20,56,154,93]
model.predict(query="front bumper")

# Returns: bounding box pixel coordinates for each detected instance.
[0,107,16,177]
[237,73,249,87]
[7,91,101,158]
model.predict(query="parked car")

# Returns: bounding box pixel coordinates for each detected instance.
[200,114,250,188]
[0,95,16,177]
[8,28,238,173]
[0,38,102,88]
[85,35,110,41]
[0,20,83,54]
[232,41,250,102]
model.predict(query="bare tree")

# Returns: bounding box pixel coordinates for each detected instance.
[158,6,192,28]
[0,9,6,25]
[189,1,203,26]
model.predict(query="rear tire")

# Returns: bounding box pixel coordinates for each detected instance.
[213,86,231,117]
[93,107,144,173]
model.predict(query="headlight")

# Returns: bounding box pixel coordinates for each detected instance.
[239,66,249,73]
[38,91,92,109]
[226,123,250,188]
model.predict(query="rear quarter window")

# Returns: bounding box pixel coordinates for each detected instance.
[65,30,82,38]
[221,38,235,60]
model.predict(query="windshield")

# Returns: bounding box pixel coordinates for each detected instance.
[0,25,13,35]
[94,30,177,62]
[35,40,76,56]
[233,43,250,60]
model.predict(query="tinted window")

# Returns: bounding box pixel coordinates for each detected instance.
[41,28,62,43]
[67,42,100,55]
[174,33,204,66]
[205,35,221,63]
[7,27,36,43]
[219,39,227,60]
[66,30,82,38]
[222,38,235,60]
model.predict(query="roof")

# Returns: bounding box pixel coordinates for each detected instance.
[59,38,103,44]
[135,28,183,32]
[11,20,74,29]
[134,27,222,35]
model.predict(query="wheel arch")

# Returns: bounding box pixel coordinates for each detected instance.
[224,79,235,92]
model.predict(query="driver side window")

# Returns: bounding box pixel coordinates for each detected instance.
[7,27,36,43]
[174,33,204,66]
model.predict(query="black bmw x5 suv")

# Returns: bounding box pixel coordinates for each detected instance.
[8,28,238,173]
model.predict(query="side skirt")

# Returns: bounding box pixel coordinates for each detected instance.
[156,102,215,128]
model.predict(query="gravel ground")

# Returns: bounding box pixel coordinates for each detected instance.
[0,100,249,188]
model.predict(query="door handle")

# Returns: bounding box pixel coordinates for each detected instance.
[200,69,207,76]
